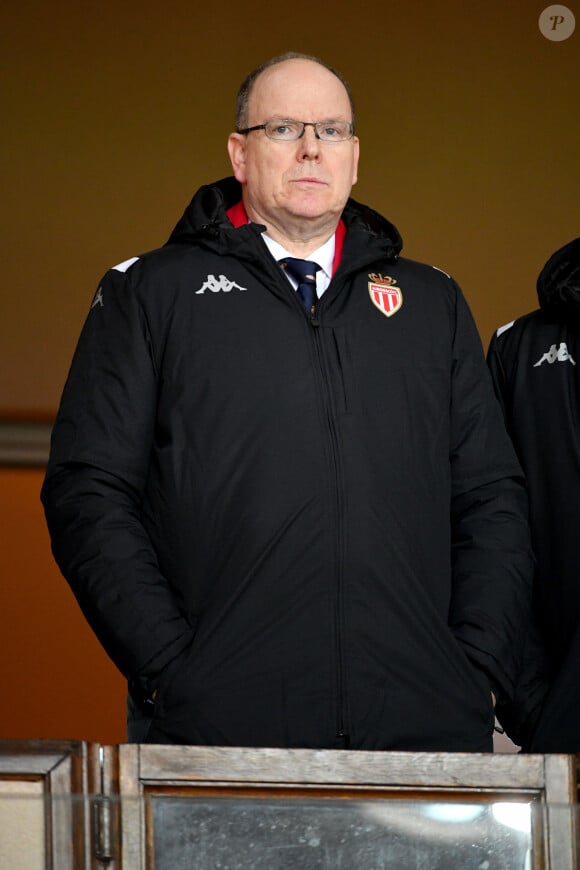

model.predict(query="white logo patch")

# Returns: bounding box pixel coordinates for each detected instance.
[91,286,104,309]
[533,342,576,367]
[195,274,247,294]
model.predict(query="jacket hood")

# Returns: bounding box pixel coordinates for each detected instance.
[166,176,403,259]
[537,237,580,318]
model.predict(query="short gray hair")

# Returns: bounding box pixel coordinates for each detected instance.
[235,52,356,131]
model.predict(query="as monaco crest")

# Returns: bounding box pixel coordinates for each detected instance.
[368,274,403,318]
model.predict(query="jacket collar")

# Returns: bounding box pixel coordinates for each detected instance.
[165,177,403,266]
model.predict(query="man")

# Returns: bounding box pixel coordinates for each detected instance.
[487,238,580,751]
[42,53,534,751]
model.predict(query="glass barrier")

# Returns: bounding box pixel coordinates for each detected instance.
[0,792,578,869]
[151,794,538,870]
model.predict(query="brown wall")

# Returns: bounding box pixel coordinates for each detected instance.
[1,0,578,740]
[0,469,125,742]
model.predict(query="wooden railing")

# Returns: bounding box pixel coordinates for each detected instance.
[0,740,578,869]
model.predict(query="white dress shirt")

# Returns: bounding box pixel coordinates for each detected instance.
[262,233,335,299]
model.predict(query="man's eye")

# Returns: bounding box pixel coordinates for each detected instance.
[270,122,299,136]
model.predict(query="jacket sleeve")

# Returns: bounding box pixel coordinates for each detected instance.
[446,287,535,706]
[484,326,550,746]
[41,261,194,697]
[486,328,511,416]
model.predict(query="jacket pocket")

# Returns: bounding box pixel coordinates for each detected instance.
[151,640,197,723]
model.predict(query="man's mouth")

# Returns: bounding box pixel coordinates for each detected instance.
[291,176,327,186]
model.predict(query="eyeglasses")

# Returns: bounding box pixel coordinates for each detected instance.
[236,119,355,142]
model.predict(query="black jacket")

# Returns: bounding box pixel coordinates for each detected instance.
[487,244,580,751]
[42,177,533,751]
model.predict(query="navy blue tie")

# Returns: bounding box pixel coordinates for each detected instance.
[280,258,321,314]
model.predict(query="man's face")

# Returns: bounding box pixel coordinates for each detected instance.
[228,59,359,237]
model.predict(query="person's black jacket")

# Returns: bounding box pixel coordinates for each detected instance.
[487,237,580,751]
[42,177,534,750]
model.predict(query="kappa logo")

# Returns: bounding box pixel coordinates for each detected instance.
[195,274,247,294]
[368,273,403,318]
[533,342,576,367]
[91,286,104,309]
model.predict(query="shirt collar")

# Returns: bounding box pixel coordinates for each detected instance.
[261,234,335,282]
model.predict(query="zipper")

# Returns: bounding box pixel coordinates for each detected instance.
[309,311,348,742]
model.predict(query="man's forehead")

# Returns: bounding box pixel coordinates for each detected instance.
[249,59,351,116]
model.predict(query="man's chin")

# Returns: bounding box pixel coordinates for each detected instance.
[286,196,340,222]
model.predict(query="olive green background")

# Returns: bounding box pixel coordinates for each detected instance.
[2,0,578,416]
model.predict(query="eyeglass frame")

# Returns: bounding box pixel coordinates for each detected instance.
[236,119,355,142]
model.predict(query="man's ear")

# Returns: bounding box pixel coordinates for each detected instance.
[352,136,360,186]
[227,133,247,184]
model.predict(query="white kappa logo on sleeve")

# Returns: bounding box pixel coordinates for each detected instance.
[91,287,104,309]
[533,342,576,367]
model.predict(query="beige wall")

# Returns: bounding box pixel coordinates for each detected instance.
[0,1,578,740]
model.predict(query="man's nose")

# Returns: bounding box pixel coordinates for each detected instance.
[297,126,321,159]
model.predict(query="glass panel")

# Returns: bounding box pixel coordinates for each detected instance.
[150,796,535,870]
[0,793,576,868]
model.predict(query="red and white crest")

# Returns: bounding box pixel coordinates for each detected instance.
[368,274,403,318]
